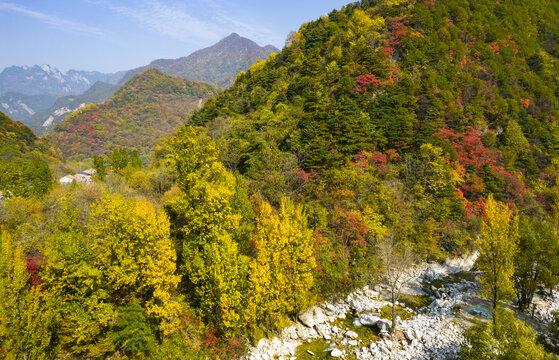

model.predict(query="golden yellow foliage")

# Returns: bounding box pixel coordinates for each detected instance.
[247,197,316,329]
[477,194,519,311]
[89,194,182,334]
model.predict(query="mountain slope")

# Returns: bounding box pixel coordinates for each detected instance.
[0,65,115,96]
[194,0,559,173]
[0,111,52,196]
[120,33,279,87]
[187,0,559,260]
[45,69,220,160]
[28,81,120,135]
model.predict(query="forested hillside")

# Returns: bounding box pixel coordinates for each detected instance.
[185,0,559,257]
[45,69,220,161]
[1,0,559,359]
[185,0,559,351]
[0,112,52,197]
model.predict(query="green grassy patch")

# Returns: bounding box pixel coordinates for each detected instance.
[339,314,381,346]
[428,270,478,289]
[294,339,330,360]
[380,304,414,321]
[399,294,431,312]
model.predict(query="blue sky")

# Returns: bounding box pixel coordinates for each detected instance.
[0,0,350,74]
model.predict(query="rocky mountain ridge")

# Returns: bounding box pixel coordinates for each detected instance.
[119,33,279,87]
[0,92,59,121]
[0,64,117,96]
[0,65,120,124]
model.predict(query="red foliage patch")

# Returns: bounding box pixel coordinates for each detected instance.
[330,207,369,250]
[25,253,45,287]
[355,74,383,93]
[437,127,529,204]
[436,127,497,175]
[295,168,318,183]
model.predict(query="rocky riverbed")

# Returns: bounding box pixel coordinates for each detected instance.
[534,290,559,325]
[246,253,480,360]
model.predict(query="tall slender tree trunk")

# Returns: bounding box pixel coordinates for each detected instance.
[391,291,397,333]
[493,284,498,325]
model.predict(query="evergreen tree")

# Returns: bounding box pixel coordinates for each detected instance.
[109,147,128,171]
[93,155,106,180]
[129,150,143,169]
[514,217,559,312]
[42,202,115,357]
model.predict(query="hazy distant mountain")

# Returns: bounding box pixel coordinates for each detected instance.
[0,64,116,96]
[27,81,120,135]
[0,92,59,122]
[120,33,279,87]
[46,69,220,160]
[0,34,275,125]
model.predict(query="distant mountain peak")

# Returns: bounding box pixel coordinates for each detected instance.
[214,32,264,49]
[119,34,279,87]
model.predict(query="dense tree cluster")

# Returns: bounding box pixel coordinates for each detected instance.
[0,111,53,197]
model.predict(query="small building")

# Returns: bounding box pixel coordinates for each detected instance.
[59,168,95,185]
[81,168,97,176]
[59,175,77,185]
[74,174,92,184]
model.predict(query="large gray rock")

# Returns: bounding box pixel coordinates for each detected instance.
[330,348,343,357]
[298,310,315,328]
[359,313,380,327]
[314,307,328,324]
[376,319,391,333]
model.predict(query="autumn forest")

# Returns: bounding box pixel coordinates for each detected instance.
[1,0,559,359]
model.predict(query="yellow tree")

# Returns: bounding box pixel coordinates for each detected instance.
[166,125,247,335]
[42,199,115,357]
[89,194,182,335]
[281,198,316,312]
[477,194,519,318]
[248,197,315,330]
[0,229,53,359]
